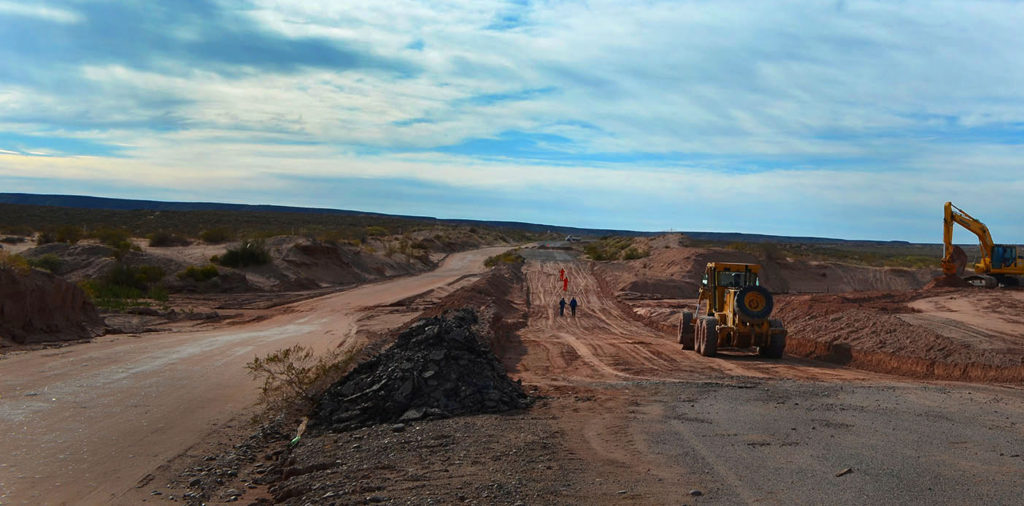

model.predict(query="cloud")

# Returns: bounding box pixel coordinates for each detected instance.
[1,0,1024,241]
[0,1,80,24]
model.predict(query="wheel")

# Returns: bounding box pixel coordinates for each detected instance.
[678,311,695,349]
[700,317,718,357]
[734,285,774,320]
[758,319,786,358]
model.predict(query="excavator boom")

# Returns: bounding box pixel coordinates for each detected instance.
[942,201,1024,286]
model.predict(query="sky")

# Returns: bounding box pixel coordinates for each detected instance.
[1,0,1023,243]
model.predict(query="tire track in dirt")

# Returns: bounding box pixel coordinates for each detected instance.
[510,254,891,386]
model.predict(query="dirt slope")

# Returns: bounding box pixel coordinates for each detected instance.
[0,267,104,345]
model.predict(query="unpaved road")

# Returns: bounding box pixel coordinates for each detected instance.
[509,249,1024,504]
[0,247,508,505]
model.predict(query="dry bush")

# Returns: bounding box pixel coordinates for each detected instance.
[246,345,359,419]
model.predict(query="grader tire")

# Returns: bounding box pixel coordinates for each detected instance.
[758,319,786,359]
[700,317,718,357]
[678,311,695,349]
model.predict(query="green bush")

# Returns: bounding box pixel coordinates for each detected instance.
[0,251,30,274]
[149,231,191,247]
[80,263,168,310]
[200,227,233,243]
[218,240,271,268]
[27,254,63,272]
[0,236,26,244]
[36,231,56,245]
[622,247,649,260]
[178,264,219,282]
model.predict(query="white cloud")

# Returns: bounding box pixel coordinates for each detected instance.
[0,1,81,24]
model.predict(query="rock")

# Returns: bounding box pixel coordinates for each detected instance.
[391,423,406,433]
[835,467,853,477]
[367,495,388,503]
[151,490,162,496]
[188,478,202,488]
[689,489,703,496]
[617,489,627,494]
[312,309,532,432]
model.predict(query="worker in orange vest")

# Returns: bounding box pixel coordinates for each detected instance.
[559,268,565,281]
[563,276,568,291]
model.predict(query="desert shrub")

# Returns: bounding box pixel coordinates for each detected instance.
[484,248,525,267]
[91,227,137,256]
[622,247,649,260]
[246,345,359,418]
[27,254,63,272]
[364,226,388,237]
[178,264,219,282]
[80,263,168,310]
[36,231,56,245]
[0,236,26,244]
[200,227,233,243]
[149,231,191,247]
[218,239,271,268]
[0,251,30,274]
[55,225,83,244]
[585,236,641,261]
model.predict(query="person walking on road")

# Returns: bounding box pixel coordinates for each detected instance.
[558,297,566,316]
[563,276,568,291]
[569,297,578,316]
[559,268,565,281]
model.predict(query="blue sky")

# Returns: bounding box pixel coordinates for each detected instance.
[1,0,1023,242]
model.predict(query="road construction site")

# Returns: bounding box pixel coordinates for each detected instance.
[2,240,1023,505]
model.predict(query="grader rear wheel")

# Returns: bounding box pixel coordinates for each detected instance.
[700,317,718,357]
[678,311,695,349]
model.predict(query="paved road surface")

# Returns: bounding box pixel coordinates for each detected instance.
[0,247,507,505]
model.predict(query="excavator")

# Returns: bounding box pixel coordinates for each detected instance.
[942,201,1024,288]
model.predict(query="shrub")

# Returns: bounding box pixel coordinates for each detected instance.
[27,254,63,273]
[178,264,219,282]
[55,225,83,244]
[0,236,26,244]
[484,248,525,267]
[218,240,271,268]
[149,231,191,247]
[36,231,56,245]
[0,251,30,274]
[364,226,388,237]
[200,227,233,243]
[92,227,136,255]
[246,345,359,418]
[622,247,649,260]
[80,263,168,311]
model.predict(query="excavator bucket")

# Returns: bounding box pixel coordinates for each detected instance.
[947,245,967,277]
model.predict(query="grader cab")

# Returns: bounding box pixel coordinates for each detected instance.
[678,262,786,358]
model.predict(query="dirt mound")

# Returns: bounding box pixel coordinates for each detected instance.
[312,309,531,432]
[0,267,104,345]
[924,274,971,289]
[599,240,938,298]
[775,291,1024,382]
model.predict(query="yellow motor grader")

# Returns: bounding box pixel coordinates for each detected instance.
[678,262,786,358]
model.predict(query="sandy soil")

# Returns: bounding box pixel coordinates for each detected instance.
[5,243,1024,505]
[0,247,509,505]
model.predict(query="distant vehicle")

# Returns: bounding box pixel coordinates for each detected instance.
[942,201,1023,288]
[678,262,786,358]
[564,235,581,242]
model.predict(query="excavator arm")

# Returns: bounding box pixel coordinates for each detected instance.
[942,201,994,275]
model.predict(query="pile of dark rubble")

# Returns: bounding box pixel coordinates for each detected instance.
[312,309,531,432]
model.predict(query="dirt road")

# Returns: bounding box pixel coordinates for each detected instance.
[0,247,508,505]
[510,250,1024,504]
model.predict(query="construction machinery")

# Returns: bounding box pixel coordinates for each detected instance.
[942,201,1024,288]
[678,262,786,358]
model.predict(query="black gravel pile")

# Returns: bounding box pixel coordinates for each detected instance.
[312,309,531,431]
